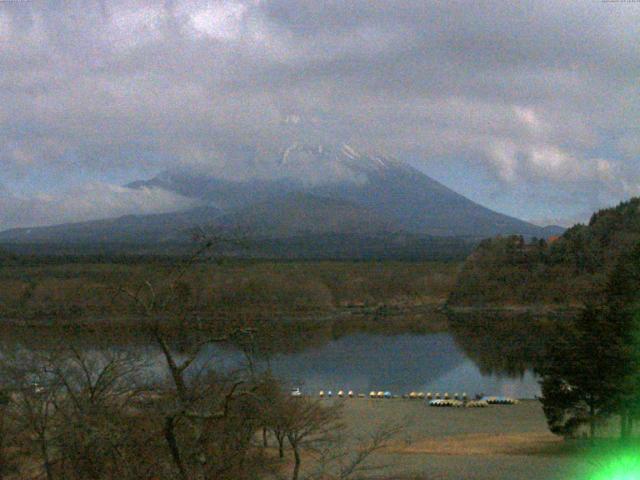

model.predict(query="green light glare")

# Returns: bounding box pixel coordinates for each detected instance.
[588,451,640,480]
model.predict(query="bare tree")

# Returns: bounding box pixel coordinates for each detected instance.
[253,372,288,458]
[306,420,404,480]
[0,389,10,480]
[280,397,344,480]
[111,237,272,480]
[48,346,151,480]
[0,340,160,480]
[0,349,61,480]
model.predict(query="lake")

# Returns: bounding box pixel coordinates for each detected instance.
[0,312,549,399]
[197,331,541,399]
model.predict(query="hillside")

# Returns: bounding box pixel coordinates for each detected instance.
[0,193,394,245]
[448,198,640,308]
[212,193,396,237]
[0,207,221,244]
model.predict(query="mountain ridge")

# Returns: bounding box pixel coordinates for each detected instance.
[0,144,564,248]
[125,143,559,237]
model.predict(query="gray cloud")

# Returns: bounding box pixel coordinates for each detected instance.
[0,0,638,226]
[0,183,198,231]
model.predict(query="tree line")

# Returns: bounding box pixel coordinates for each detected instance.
[449,198,640,307]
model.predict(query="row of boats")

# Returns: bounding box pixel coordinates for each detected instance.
[312,390,518,406]
[317,390,468,400]
[428,396,519,407]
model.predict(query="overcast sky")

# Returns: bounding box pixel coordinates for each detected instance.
[1,0,639,230]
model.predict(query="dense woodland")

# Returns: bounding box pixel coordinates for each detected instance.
[448,198,640,307]
[0,233,477,261]
[0,256,458,329]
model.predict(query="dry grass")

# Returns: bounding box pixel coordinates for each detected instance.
[389,432,563,457]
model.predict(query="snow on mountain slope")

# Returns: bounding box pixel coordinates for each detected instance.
[276,143,409,186]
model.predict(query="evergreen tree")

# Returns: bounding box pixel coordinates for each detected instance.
[602,243,640,438]
[537,307,622,438]
[538,242,640,440]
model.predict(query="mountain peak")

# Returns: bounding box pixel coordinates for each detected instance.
[276,143,408,186]
[119,143,557,237]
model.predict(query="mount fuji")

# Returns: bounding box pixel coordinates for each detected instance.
[126,143,559,238]
[0,144,563,254]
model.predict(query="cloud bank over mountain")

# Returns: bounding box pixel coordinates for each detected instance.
[0,183,197,231]
[0,0,638,228]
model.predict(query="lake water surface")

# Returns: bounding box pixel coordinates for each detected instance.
[1,313,545,399]
[201,332,540,399]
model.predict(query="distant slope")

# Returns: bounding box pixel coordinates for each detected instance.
[212,193,396,237]
[0,193,393,243]
[0,233,478,261]
[0,191,478,260]
[448,198,640,308]
[310,163,551,237]
[0,207,221,243]
[235,233,477,261]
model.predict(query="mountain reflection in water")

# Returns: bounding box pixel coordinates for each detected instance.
[200,331,540,398]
